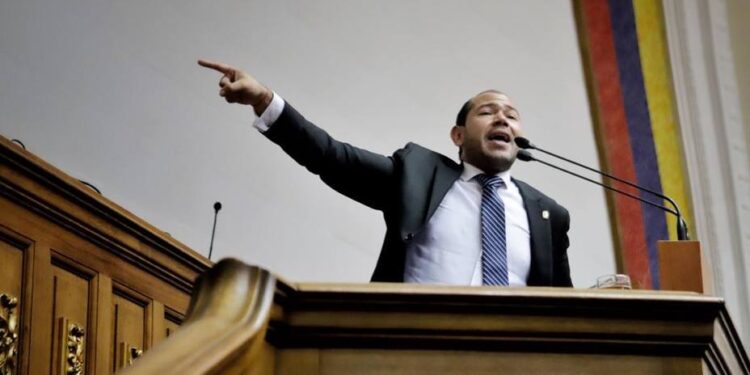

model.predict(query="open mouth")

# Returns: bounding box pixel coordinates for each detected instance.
[487,133,511,143]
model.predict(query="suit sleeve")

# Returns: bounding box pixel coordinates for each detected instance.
[553,206,573,287]
[263,102,397,211]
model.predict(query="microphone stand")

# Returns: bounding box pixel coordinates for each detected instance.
[208,202,222,261]
[517,150,678,216]
[516,138,689,240]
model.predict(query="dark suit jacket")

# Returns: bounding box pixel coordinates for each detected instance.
[264,102,573,287]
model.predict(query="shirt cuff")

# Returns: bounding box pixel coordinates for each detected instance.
[252,92,285,132]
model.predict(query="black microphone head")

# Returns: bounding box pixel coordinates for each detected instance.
[213,201,222,211]
[514,136,534,149]
[516,149,535,162]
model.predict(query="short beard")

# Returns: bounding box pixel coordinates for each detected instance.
[464,154,515,175]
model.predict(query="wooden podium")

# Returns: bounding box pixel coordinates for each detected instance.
[123,259,749,375]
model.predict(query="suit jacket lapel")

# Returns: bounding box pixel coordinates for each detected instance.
[514,179,552,286]
[425,159,462,227]
[400,157,461,239]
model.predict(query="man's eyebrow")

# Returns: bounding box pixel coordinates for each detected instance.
[476,102,518,113]
[476,103,500,110]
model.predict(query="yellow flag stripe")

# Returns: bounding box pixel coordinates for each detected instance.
[633,0,694,240]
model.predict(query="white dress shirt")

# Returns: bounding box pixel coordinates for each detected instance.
[253,93,531,286]
[403,163,531,286]
[252,92,285,132]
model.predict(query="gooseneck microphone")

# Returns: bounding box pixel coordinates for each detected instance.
[208,201,222,261]
[515,138,689,241]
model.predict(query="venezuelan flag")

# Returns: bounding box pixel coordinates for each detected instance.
[574,0,694,289]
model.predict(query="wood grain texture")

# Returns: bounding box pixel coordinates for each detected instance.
[312,349,700,375]
[0,232,26,375]
[112,292,146,371]
[0,238,23,301]
[658,240,704,293]
[94,275,113,375]
[27,242,53,375]
[164,308,183,339]
[121,260,748,374]
[0,135,211,293]
[119,260,276,375]
[269,281,721,358]
[0,134,210,374]
[50,261,92,375]
[151,301,166,346]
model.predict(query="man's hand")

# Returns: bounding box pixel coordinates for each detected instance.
[198,59,274,115]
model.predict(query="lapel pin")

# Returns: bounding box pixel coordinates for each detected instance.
[542,210,550,220]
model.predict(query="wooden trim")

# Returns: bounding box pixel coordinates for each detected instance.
[0,135,211,294]
[50,250,98,281]
[164,306,184,325]
[112,282,152,308]
[94,275,113,375]
[0,225,33,250]
[26,241,52,375]
[275,282,720,318]
[115,261,749,374]
[269,282,720,356]
[150,302,166,346]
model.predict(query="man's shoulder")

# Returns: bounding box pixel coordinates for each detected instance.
[394,142,459,167]
[396,142,435,156]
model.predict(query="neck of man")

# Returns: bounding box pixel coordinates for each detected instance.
[462,158,512,176]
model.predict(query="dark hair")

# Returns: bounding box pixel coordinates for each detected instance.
[455,99,473,127]
[454,98,474,159]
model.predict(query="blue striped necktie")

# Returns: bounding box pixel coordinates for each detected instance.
[475,174,508,286]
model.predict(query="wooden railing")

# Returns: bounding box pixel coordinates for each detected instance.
[120,259,275,374]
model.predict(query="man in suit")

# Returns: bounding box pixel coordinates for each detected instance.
[199,59,572,287]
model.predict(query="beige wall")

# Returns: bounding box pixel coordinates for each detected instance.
[727,0,750,157]
[0,0,614,287]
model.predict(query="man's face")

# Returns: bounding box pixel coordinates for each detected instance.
[451,91,522,174]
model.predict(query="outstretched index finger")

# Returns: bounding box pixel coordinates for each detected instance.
[197,59,236,75]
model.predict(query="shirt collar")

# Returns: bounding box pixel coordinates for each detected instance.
[460,162,512,187]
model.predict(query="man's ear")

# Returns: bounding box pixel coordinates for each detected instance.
[450,126,464,147]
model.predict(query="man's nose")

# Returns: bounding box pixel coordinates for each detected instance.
[492,114,509,126]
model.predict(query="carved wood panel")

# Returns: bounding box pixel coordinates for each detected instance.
[0,239,22,375]
[0,229,33,375]
[50,258,93,375]
[111,287,150,372]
